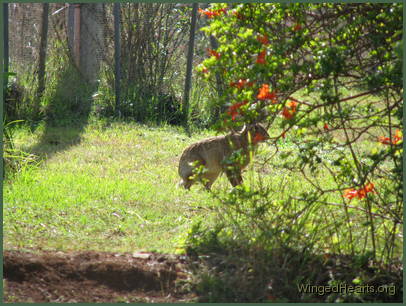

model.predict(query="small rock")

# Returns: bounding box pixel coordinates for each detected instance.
[132,252,151,259]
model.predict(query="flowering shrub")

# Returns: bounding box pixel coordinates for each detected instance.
[195,3,402,263]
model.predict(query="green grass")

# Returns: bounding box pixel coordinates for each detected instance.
[3,119,401,259]
[4,121,220,253]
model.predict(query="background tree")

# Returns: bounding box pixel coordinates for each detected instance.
[34,3,49,119]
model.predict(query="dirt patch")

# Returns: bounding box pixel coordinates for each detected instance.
[4,249,402,302]
[3,250,196,303]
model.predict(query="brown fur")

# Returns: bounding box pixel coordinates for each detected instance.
[178,124,269,190]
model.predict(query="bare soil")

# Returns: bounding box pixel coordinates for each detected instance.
[3,249,403,303]
[3,250,197,303]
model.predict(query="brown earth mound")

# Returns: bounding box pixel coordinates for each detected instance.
[3,250,196,303]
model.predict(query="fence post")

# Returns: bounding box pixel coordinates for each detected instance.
[3,2,8,86]
[67,4,74,53]
[183,3,198,135]
[73,4,81,68]
[35,3,49,115]
[1,3,6,182]
[114,2,121,117]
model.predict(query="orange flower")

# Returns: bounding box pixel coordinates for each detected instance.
[378,136,391,145]
[287,100,298,112]
[230,79,254,90]
[281,100,298,119]
[256,50,266,64]
[378,129,402,145]
[344,183,375,201]
[198,8,216,18]
[257,34,269,45]
[198,8,226,18]
[393,129,402,144]
[207,48,221,59]
[344,188,358,200]
[257,84,277,103]
[357,189,367,199]
[364,182,375,193]
[227,101,247,121]
[282,108,294,120]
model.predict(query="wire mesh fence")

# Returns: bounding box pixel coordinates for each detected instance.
[4,3,214,125]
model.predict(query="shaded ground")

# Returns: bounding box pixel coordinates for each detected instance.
[3,249,403,303]
[3,250,196,303]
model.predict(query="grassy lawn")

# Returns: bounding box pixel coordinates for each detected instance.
[3,119,399,258]
[4,121,222,253]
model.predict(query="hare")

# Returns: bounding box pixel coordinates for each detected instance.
[178,123,269,190]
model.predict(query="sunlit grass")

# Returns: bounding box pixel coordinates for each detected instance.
[4,121,217,253]
[3,119,400,258]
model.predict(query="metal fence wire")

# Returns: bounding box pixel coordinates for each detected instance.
[5,3,210,124]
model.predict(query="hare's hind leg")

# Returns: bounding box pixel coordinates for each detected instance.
[225,168,243,187]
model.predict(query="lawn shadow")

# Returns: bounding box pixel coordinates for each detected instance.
[27,119,88,161]
[27,65,96,161]
[186,243,403,303]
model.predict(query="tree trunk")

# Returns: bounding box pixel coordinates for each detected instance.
[114,3,121,117]
[34,2,49,119]
[183,3,198,134]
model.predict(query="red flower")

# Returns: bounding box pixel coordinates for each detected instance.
[227,101,248,121]
[257,34,269,45]
[207,48,221,59]
[344,188,358,200]
[357,189,367,199]
[378,136,391,145]
[229,101,247,112]
[230,79,254,90]
[323,123,329,131]
[228,111,238,121]
[393,129,402,144]
[198,8,216,18]
[256,50,266,64]
[252,132,267,144]
[364,182,375,193]
[282,100,298,119]
[293,24,302,31]
[287,100,298,112]
[198,8,226,18]
[282,108,294,120]
[344,183,375,201]
[378,129,402,145]
[257,84,277,103]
